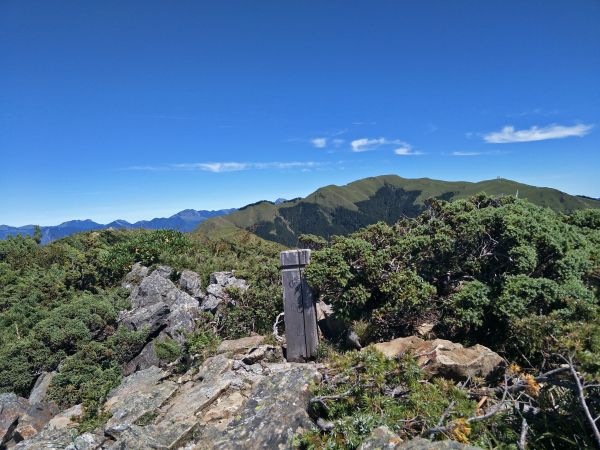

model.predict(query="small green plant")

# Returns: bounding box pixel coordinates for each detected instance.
[154,337,182,362]
[134,410,159,426]
[185,324,221,364]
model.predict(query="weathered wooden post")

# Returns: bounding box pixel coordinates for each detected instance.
[280,249,318,362]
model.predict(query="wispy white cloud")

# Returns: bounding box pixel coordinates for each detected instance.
[452,151,483,156]
[351,137,385,152]
[506,108,560,118]
[394,144,423,156]
[450,150,508,157]
[311,137,327,148]
[351,137,408,152]
[126,161,325,173]
[332,138,345,147]
[484,123,593,144]
[352,121,377,125]
[172,162,249,172]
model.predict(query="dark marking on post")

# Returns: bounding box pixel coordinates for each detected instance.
[280,249,318,362]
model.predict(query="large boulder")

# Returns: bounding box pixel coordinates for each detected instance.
[0,393,56,448]
[104,366,178,438]
[179,270,203,299]
[201,271,248,312]
[200,364,321,449]
[371,337,503,380]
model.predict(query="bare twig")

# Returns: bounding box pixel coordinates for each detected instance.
[518,417,528,450]
[491,366,570,395]
[562,355,600,447]
[428,401,455,439]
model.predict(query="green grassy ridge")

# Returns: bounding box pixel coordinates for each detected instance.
[195,175,600,246]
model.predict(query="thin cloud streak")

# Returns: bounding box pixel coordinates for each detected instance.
[125,161,326,173]
[351,137,408,152]
[394,145,423,156]
[484,123,593,143]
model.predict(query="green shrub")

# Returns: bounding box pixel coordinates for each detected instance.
[305,195,600,364]
[154,337,182,362]
[185,323,220,363]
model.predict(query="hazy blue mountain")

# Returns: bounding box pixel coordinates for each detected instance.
[0,208,236,244]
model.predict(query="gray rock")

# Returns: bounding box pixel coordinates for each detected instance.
[1,393,29,446]
[398,437,482,449]
[201,272,248,312]
[217,335,265,356]
[201,365,321,450]
[130,271,178,309]
[1,393,56,447]
[152,265,173,279]
[28,372,56,405]
[179,270,203,299]
[108,355,233,450]
[119,301,170,334]
[359,426,403,449]
[123,340,161,376]
[13,429,104,450]
[121,262,149,290]
[104,366,177,438]
[118,265,202,373]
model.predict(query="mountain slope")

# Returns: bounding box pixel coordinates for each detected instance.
[195,175,600,246]
[0,208,236,244]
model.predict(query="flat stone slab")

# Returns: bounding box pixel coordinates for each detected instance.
[216,336,265,355]
[104,366,177,437]
[197,365,321,450]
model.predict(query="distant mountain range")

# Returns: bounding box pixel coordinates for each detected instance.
[0,209,236,244]
[195,175,600,246]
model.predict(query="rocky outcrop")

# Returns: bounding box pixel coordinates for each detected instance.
[200,365,320,449]
[118,265,252,375]
[12,338,321,450]
[372,337,503,380]
[118,265,205,375]
[120,266,200,343]
[179,270,203,299]
[201,272,248,312]
[0,393,57,448]
[121,262,149,290]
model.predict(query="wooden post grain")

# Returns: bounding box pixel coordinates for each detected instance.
[280,249,318,362]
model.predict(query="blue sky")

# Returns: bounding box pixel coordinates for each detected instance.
[1,0,599,226]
